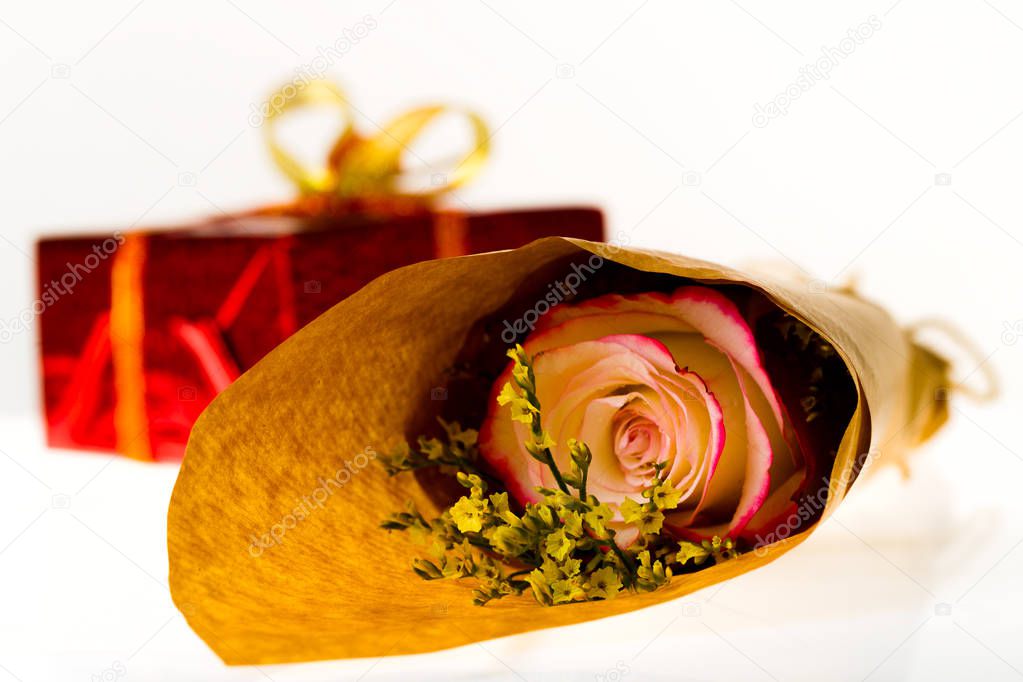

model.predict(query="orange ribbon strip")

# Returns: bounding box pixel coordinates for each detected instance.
[110,233,150,460]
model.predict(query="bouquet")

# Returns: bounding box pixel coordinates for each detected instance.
[168,237,951,663]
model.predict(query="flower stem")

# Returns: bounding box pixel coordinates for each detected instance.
[605,533,637,585]
[541,448,571,494]
[581,521,636,586]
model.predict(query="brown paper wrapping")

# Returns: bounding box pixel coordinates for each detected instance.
[167,237,950,664]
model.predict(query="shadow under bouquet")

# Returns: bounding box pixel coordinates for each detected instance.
[168,237,952,663]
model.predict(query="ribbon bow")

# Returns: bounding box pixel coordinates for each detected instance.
[91,82,489,460]
[262,80,490,199]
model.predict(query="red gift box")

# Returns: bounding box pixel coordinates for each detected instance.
[37,80,604,461]
[37,203,604,461]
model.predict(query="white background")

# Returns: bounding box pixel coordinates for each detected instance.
[2,1,1022,680]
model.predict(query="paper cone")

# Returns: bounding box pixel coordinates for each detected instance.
[167,237,950,663]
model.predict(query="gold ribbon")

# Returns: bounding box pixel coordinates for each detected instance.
[262,80,490,199]
[106,82,489,460]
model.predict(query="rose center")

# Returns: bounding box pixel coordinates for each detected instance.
[611,408,665,481]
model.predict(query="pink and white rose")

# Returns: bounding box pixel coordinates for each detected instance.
[480,286,807,545]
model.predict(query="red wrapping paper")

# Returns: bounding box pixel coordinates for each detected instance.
[38,204,604,460]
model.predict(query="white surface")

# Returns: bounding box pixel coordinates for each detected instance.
[1,1,1022,680]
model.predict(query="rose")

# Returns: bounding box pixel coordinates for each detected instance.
[480,286,806,545]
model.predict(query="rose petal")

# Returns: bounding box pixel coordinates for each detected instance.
[667,287,786,430]
[479,287,801,543]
